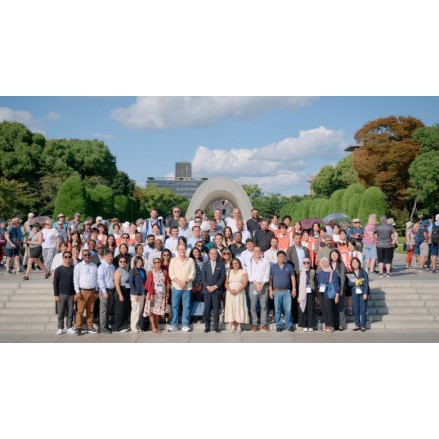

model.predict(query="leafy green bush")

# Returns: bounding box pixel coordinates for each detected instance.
[341,183,366,214]
[54,175,89,219]
[358,186,387,224]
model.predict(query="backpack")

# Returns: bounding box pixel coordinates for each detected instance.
[431,224,439,246]
[415,227,425,245]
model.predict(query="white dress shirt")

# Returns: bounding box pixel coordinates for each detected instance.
[74,261,98,293]
[247,257,270,284]
[239,249,254,272]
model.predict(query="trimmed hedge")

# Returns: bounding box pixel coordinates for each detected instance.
[348,194,363,219]
[358,186,387,224]
[329,189,346,214]
[341,183,366,214]
[54,175,89,219]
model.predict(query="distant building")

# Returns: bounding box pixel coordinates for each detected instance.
[145,162,207,199]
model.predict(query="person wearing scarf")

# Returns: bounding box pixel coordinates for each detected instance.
[298,257,317,332]
[316,257,341,332]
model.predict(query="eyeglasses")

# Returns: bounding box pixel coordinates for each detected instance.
[83,254,90,257]
[174,210,180,213]
[64,256,72,259]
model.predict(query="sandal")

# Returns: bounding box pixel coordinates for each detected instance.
[152,327,161,334]
[23,276,29,281]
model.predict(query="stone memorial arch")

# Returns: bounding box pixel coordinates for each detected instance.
[186,177,253,220]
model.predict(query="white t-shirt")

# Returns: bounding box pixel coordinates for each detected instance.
[42,228,58,249]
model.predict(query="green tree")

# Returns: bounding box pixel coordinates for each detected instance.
[114,195,129,219]
[408,150,439,215]
[0,177,35,218]
[54,175,89,219]
[242,184,263,200]
[309,198,326,218]
[311,165,336,198]
[42,138,117,181]
[357,187,387,225]
[333,155,358,188]
[111,171,136,196]
[317,199,331,219]
[412,123,439,153]
[137,185,189,218]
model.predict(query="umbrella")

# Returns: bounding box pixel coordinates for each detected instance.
[323,213,349,223]
[300,218,322,229]
[29,216,51,225]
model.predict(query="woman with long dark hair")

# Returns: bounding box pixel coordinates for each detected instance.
[348,257,369,332]
[329,248,347,331]
[129,256,147,332]
[316,257,340,333]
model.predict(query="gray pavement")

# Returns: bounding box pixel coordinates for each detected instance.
[1,328,439,343]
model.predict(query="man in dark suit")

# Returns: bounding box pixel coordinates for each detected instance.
[286,232,310,324]
[201,248,226,333]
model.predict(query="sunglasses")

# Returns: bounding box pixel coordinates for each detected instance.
[223,252,231,255]
[64,256,72,259]
[83,254,90,257]
[153,261,161,264]
[303,261,310,265]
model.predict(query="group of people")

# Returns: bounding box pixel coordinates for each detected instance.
[2,206,438,336]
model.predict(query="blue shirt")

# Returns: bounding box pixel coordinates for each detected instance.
[295,245,305,271]
[270,263,294,290]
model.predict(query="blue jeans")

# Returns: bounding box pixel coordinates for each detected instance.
[171,288,191,328]
[352,292,368,328]
[273,289,292,329]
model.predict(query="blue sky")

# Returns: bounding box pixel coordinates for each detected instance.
[1,96,439,196]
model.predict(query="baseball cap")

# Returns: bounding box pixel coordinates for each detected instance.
[57,213,65,219]
[96,216,103,221]
[74,212,81,217]
[422,220,430,227]
[352,218,361,223]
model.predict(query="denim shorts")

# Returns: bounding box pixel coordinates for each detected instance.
[363,243,377,260]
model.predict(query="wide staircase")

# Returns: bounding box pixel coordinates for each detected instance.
[0,277,438,334]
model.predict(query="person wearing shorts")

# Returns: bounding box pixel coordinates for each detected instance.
[374,216,397,277]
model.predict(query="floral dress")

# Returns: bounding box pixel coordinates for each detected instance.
[144,270,166,316]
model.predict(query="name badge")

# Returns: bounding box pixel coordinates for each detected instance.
[355,287,362,295]
[306,286,312,293]
[319,284,326,293]
[156,283,163,294]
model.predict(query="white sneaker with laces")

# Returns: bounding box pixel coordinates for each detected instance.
[56,329,64,335]
[302,327,308,332]
[66,328,76,335]
[182,326,191,332]
[308,328,314,332]
[168,325,177,332]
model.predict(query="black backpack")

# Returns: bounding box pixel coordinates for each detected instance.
[431,224,439,245]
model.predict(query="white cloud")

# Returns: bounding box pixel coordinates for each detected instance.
[0,107,44,133]
[92,132,116,140]
[46,111,61,120]
[191,126,347,194]
[111,96,317,130]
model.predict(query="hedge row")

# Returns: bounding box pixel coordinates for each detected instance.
[280,183,387,225]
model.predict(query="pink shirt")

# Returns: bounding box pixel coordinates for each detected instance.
[363,223,376,245]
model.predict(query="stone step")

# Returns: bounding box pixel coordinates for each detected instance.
[11,289,53,295]
[371,300,439,307]
[8,295,54,302]
[374,321,439,330]
[0,307,56,315]
[374,314,436,322]
[0,322,52,330]
[368,307,430,315]
[4,301,56,309]
[369,293,439,300]
[0,315,57,323]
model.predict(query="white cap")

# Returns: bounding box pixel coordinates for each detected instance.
[122,221,130,228]
[96,216,103,221]
[352,218,361,223]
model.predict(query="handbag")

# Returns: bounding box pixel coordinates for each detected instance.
[403,243,410,252]
[326,271,336,300]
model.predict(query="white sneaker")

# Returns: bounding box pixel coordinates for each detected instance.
[308,328,314,332]
[66,328,76,335]
[302,327,308,332]
[56,329,64,335]
[182,326,191,332]
[168,325,177,332]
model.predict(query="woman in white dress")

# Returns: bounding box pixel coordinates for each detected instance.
[224,258,249,333]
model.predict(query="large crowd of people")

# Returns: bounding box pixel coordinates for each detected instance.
[1,207,438,336]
